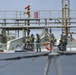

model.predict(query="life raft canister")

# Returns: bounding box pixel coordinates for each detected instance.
[45,42,54,51]
[16,44,21,48]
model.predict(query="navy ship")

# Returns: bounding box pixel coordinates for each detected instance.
[0,0,76,75]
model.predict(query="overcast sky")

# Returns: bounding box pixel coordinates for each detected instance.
[0,0,76,11]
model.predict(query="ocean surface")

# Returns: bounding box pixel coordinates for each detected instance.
[0,53,76,75]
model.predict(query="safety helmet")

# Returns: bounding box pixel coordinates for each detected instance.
[28,39,30,42]
[36,34,38,36]
[31,34,33,36]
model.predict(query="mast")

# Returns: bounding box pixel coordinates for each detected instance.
[62,0,70,37]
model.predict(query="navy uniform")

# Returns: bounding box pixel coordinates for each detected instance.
[58,35,67,51]
[26,36,32,51]
[50,34,56,44]
[27,39,31,50]
[30,34,34,51]
[36,34,41,52]
[62,35,67,51]
[22,43,28,51]
[58,34,64,51]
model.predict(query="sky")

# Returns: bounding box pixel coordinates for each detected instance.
[0,0,61,10]
[0,0,76,39]
[0,0,76,11]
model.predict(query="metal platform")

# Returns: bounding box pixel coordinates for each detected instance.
[0,10,76,30]
[57,51,76,55]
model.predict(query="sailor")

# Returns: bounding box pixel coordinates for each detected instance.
[30,34,34,51]
[58,34,64,51]
[62,35,67,51]
[27,36,32,51]
[58,34,67,51]
[36,34,41,52]
[50,34,56,44]
[22,43,28,51]
[58,34,63,51]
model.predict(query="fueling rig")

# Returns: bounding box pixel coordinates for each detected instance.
[0,1,76,75]
[0,0,75,51]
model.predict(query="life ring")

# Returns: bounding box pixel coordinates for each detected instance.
[45,42,54,51]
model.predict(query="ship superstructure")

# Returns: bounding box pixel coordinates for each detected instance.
[0,0,76,75]
[0,0,76,52]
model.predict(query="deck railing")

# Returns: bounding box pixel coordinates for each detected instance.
[0,42,76,52]
[0,10,76,19]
